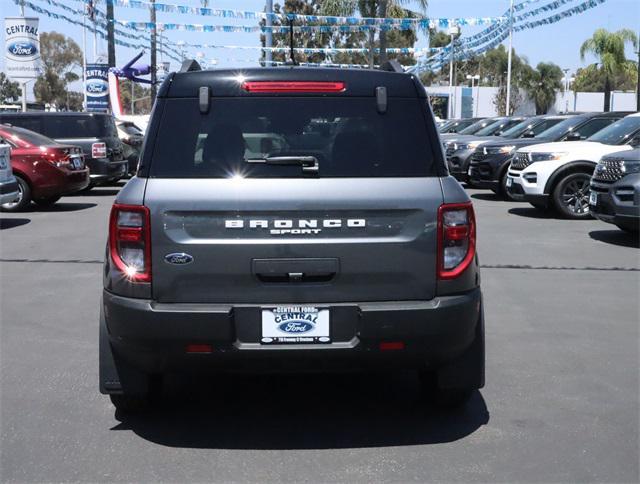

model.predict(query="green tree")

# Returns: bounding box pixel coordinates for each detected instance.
[579,28,638,111]
[522,62,564,114]
[320,0,427,67]
[0,73,21,103]
[33,32,82,110]
[118,79,153,114]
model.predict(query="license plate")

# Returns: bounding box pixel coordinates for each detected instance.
[71,157,82,169]
[589,191,597,206]
[506,177,513,188]
[261,306,330,344]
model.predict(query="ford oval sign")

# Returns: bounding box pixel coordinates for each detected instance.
[164,253,194,265]
[86,80,109,96]
[277,320,315,334]
[7,41,38,57]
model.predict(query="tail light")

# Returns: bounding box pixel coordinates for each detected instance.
[92,142,107,158]
[437,202,476,280]
[109,204,151,282]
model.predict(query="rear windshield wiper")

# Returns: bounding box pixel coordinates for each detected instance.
[245,156,319,174]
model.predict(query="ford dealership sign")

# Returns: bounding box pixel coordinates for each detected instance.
[85,64,110,112]
[4,17,41,80]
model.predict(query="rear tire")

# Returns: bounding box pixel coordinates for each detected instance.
[552,172,593,219]
[0,176,31,212]
[34,196,61,207]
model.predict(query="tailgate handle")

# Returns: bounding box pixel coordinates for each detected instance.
[253,258,338,283]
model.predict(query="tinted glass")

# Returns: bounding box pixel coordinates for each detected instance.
[536,115,596,140]
[42,114,118,139]
[149,97,435,178]
[500,118,564,138]
[587,117,640,145]
[571,118,618,139]
[474,118,521,136]
[458,118,496,135]
[0,115,42,133]
[1,125,57,146]
[119,122,144,136]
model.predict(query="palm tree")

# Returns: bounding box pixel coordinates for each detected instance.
[579,28,638,112]
[523,62,564,114]
[320,0,428,68]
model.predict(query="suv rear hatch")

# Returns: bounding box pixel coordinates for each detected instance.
[41,114,124,162]
[143,77,443,304]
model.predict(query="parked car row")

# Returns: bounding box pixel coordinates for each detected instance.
[0,111,144,212]
[441,112,640,232]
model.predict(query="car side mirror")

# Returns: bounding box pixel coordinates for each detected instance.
[522,130,536,138]
[565,131,581,141]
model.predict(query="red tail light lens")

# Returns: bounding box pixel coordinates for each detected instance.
[109,204,151,282]
[92,142,107,158]
[241,81,346,93]
[437,202,476,280]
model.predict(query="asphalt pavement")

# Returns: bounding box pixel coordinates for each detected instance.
[0,184,638,483]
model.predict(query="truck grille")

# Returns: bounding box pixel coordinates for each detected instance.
[592,158,624,183]
[471,150,488,165]
[510,152,531,170]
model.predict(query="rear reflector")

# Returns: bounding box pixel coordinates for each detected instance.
[241,81,346,93]
[379,341,405,351]
[186,344,213,354]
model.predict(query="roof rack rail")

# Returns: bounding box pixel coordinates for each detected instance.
[379,60,404,73]
[179,59,202,73]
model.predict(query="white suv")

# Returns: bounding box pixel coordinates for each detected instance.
[506,113,640,218]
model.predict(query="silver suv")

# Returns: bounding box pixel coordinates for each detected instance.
[100,65,485,412]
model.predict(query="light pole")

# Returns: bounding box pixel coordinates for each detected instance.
[467,74,480,117]
[505,0,515,116]
[561,70,575,113]
[447,25,460,119]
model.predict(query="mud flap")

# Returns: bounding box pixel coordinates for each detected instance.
[437,300,485,390]
[99,303,150,396]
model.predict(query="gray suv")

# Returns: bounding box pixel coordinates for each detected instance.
[100,65,485,412]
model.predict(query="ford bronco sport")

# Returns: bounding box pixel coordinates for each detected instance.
[100,63,485,412]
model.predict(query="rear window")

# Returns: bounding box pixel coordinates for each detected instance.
[42,115,117,139]
[149,97,435,178]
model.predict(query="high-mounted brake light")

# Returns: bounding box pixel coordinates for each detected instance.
[437,202,476,280]
[241,81,346,93]
[109,204,151,282]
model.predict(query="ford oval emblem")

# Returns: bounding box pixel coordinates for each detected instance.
[277,320,315,334]
[7,41,38,57]
[164,252,193,265]
[86,80,108,96]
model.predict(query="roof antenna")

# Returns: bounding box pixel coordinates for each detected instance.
[288,18,297,65]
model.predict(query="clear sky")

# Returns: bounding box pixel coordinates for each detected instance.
[1,0,639,98]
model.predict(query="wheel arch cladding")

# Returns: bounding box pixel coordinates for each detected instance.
[544,160,596,194]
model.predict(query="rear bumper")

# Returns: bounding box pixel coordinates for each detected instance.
[0,177,19,204]
[103,288,482,374]
[86,158,128,184]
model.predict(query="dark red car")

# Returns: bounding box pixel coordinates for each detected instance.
[0,124,90,212]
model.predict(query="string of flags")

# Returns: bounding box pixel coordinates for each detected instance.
[105,0,505,30]
[13,0,183,63]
